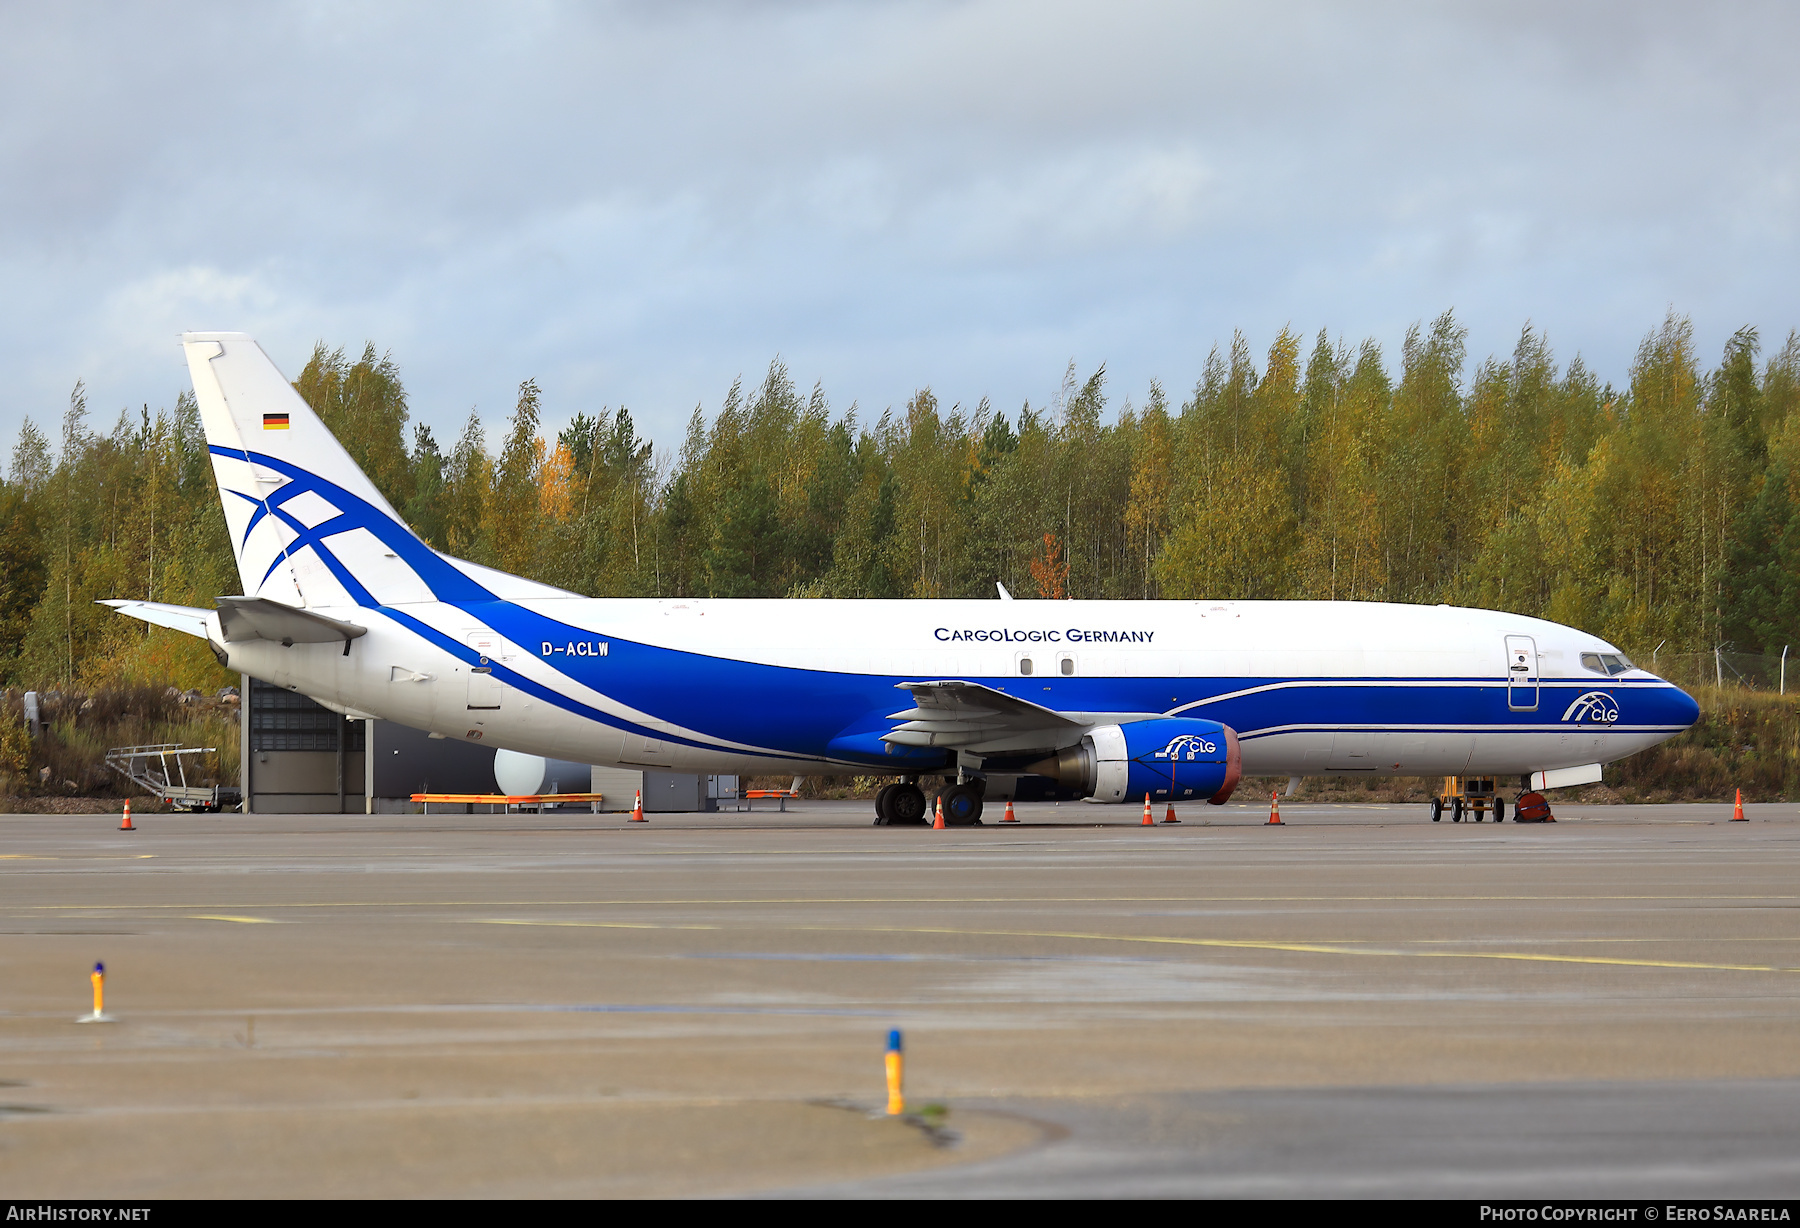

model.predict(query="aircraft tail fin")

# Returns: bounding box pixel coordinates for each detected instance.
[181,332,486,608]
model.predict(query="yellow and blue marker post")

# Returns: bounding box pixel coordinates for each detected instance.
[885,1029,904,1115]
[77,961,113,1023]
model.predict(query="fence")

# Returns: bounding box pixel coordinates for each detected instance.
[1648,648,1796,694]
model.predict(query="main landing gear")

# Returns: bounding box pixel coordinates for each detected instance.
[873,782,928,825]
[937,782,984,825]
[873,779,985,826]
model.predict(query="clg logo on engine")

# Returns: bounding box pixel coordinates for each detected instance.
[1561,691,1620,723]
[1153,734,1217,759]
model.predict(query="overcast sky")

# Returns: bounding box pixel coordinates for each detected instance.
[2,1,1796,454]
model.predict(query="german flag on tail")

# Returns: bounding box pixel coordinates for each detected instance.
[262,412,289,430]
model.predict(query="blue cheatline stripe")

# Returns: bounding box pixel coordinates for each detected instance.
[209,447,1696,767]
[1236,726,1688,743]
[372,605,810,764]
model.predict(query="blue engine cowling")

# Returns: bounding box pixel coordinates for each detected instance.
[1087,717,1241,805]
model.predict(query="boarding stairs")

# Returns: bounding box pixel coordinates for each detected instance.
[104,743,241,813]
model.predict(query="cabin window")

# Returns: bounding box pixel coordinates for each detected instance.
[1019,657,1034,676]
[1060,656,1075,676]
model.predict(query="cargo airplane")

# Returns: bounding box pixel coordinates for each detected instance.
[103,333,1699,824]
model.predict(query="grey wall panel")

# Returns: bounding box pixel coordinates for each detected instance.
[643,772,702,812]
[590,765,644,812]
[248,751,366,794]
[371,722,497,796]
[250,794,354,814]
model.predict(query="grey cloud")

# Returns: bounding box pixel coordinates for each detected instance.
[1,1,1796,450]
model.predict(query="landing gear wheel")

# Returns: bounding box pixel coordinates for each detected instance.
[887,783,928,826]
[938,783,984,826]
[1494,797,1506,823]
[1431,798,1443,822]
[872,783,898,826]
[1451,798,1464,823]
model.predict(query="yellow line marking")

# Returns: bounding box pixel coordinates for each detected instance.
[827,924,1800,975]
[0,854,156,861]
[1393,936,1800,945]
[450,919,1800,974]
[15,892,1798,911]
[478,919,720,931]
[187,915,279,924]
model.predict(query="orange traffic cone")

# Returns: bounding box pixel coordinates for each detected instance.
[1142,794,1154,826]
[1163,802,1179,824]
[628,789,647,822]
[1731,787,1746,821]
[1000,800,1018,823]
[933,795,945,829]
[119,800,134,832]
[1267,790,1284,826]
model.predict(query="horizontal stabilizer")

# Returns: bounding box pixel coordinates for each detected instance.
[215,596,366,646]
[97,600,213,640]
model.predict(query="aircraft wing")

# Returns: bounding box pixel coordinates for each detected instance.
[883,679,1085,752]
[98,600,212,640]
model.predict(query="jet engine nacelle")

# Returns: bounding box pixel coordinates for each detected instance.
[1028,717,1241,804]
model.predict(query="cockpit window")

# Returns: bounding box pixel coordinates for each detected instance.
[1612,653,1634,672]
[1581,653,1606,674]
[1583,652,1632,676]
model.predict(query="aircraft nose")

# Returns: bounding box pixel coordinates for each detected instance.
[1669,685,1701,729]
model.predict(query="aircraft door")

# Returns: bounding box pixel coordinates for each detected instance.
[1504,635,1538,711]
[466,632,505,710]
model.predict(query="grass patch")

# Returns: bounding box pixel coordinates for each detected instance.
[1,684,239,806]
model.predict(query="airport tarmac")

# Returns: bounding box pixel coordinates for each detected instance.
[2,797,1798,1199]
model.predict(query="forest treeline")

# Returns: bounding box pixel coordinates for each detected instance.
[6,309,1800,693]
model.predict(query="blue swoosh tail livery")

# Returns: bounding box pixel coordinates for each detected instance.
[103,332,1699,825]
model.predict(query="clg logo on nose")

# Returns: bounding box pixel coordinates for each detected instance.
[1562,691,1620,723]
[1154,734,1218,759]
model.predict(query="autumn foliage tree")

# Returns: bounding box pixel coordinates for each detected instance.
[7,313,1800,693]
